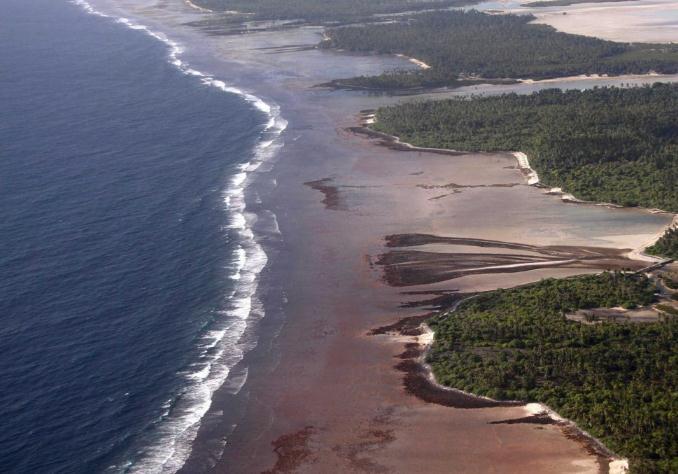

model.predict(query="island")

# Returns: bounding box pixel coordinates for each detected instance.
[369,84,678,213]
[428,272,677,472]
[362,71,678,474]
[320,10,678,90]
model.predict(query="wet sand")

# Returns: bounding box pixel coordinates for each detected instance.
[530,0,678,43]
[208,127,664,473]
[89,1,675,472]
[205,114,669,472]
[476,0,678,43]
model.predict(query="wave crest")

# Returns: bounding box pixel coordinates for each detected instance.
[71,1,286,472]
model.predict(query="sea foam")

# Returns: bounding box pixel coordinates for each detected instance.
[71,1,287,473]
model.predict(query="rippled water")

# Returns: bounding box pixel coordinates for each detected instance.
[0,0,282,471]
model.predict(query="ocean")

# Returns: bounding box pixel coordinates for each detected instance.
[0,0,284,472]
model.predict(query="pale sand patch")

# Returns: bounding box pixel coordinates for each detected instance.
[524,402,565,421]
[513,151,540,185]
[610,459,630,474]
[624,214,678,262]
[510,147,676,263]
[417,325,434,346]
[184,0,212,13]
[524,404,630,474]
[528,0,678,43]
[362,114,376,125]
[520,72,665,85]
[463,258,579,271]
[480,0,678,43]
[544,187,583,203]
[396,53,432,70]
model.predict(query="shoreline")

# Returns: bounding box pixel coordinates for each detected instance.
[357,111,678,260]
[184,0,213,13]
[406,304,629,473]
[395,53,432,70]
[627,214,678,262]
[318,58,678,93]
[72,0,289,471]
[80,1,676,472]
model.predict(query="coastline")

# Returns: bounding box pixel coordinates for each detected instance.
[395,53,432,70]
[210,111,667,472]
[358,112,677,261]
[411,306,628,473]
[71,0,288,471]
[77,1,676,472]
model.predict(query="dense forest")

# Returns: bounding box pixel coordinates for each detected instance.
[372,84,678,212]
[428,273,677,472]
[647,227,678,260]
[191,0,474,23]
[322,10,678,89]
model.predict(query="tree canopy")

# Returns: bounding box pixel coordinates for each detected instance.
[428,273,677,473]
[191,0,475,23]
[647,227,678,260]
[322,10,678,89]
[372,84,678,212]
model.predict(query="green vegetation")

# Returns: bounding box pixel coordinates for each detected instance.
[428,273,676,472]
[657,304,678,317]
[372,84,678,212]
[322,10,678,89]
[647,227,678,260]
[661,272,678,290]
[191,0,474,23]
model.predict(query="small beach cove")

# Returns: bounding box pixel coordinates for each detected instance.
[81,1,677,472]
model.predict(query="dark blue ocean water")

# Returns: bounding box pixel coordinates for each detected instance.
[0,1,271,472]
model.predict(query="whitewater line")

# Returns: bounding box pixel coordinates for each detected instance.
[70,1,287,473]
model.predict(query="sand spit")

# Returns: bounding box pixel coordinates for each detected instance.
[627,214,678,262]
[519,72,665,85]
[184,0,212,13]
[395,53,432,70]
[513,151,540,185]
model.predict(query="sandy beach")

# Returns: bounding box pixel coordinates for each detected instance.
[85,0,676,472]
[475,0,678,43]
